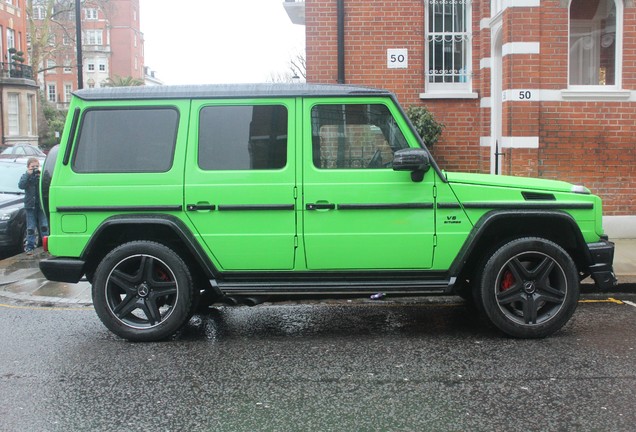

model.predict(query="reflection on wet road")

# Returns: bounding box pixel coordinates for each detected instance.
[1,297,635,431]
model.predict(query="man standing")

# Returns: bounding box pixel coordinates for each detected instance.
[18,158,49,255]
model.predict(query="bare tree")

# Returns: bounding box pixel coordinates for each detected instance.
[268,52,306,83]
[27,0,75,82]
[27,0,112,83]
[289,52,306,80]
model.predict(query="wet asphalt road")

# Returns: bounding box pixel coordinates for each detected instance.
[1,297,635,431]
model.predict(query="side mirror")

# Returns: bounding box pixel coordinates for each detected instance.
[392,148,430,182]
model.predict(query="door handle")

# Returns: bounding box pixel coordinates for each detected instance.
[186,204,216,211]
[306,202,336,210]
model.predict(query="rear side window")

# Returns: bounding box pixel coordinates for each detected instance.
[73,108,178,173]
[198,105,287,170]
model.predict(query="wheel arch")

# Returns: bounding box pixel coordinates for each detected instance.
[450,210,592,286]
[80,214,218,284]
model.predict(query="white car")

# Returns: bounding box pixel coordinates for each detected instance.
[0,144,46,165]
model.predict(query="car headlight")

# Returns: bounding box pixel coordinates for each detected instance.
[0,208,20,221]
[571,185,591,194]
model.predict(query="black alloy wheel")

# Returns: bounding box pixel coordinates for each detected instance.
[476,237,580,338]
[92,241,194,341]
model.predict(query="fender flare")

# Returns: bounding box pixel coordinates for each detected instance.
[82,214,219,279]
[448,209,592,279]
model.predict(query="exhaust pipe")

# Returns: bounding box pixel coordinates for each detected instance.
[243,297,267,307]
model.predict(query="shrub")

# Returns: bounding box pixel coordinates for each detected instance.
[405,105,445,148]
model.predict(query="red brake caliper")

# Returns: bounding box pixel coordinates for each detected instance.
[500,270,515,291]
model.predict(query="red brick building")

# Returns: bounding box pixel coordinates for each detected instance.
[286,0,636,237]
[35,0,144,109]
[0,0,38,146]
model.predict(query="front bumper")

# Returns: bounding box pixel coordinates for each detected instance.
[587,239,617,290]
[39,257,86,283]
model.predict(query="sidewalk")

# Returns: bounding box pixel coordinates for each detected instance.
[0,240,635,306]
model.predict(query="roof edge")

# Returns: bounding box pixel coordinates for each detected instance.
[73,83,392,101]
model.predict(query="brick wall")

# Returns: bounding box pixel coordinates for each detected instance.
[305,0,636,215]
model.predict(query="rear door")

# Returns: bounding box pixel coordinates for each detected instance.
[301,98,436,270]
[184,99,297,271]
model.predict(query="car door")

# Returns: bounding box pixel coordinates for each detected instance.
[184,99,297,271]
[301,99,435,270]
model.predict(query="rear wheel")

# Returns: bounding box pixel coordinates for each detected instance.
[92,241,194,341]
[476,237,579,338]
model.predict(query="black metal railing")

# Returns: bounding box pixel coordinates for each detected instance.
[0,62,34,79]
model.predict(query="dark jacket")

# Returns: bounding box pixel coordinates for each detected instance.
[18,171,41,209]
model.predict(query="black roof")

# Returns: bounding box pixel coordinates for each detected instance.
[73,83,392,101]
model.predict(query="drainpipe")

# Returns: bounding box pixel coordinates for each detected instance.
[337,0,345,84]
[76,0,83,89]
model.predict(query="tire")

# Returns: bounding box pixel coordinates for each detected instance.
[476,237,579,338]
[92,241,194,342]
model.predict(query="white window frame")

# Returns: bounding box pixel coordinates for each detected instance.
[7,93,20,136]
[64,84,73,102]
[47,84,57,103]
[568,0,623,91]
[423,0,475,98]
[33,5,46,20]
[27,95,34,135]
[85,8,98,20]
[85,30,103,46]
[6,28,15,50]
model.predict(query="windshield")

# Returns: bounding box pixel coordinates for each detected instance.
[0,162,26,194]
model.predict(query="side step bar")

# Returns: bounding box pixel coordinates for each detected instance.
[215,278,456,297]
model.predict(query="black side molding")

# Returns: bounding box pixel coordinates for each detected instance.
[57,205,183,212]
[337,203,433,210]
[218,204,295,211]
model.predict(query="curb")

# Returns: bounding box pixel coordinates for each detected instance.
[0,289,92,306]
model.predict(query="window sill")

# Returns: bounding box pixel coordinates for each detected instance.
[419,92,479,100]
[561,89,631,101]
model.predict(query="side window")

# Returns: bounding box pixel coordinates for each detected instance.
[569,0,621,87]
[311,104,409,169]
[198,105,287,170]
[73,108,178,173]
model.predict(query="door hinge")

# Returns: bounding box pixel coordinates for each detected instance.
[293,186,298,199]
[433,234,438,247]
[294,235,298,248]
[433,184,438,198]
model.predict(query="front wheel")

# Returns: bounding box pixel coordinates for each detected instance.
[92,241,194,341]
[476,238,580,338]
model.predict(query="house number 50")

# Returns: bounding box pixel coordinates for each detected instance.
[519,91,533,100]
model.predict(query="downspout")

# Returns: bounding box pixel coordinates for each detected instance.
[75,0,84,89]
[337,0,345,84]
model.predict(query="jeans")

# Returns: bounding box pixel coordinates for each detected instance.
[25,207,49,252]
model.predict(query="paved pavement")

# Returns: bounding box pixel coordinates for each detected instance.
[0,240,635,306]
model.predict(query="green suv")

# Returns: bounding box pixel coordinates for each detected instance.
[39,84,616,341]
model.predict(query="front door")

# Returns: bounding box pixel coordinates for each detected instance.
[301,99,436,270]
[184,100,297,271]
